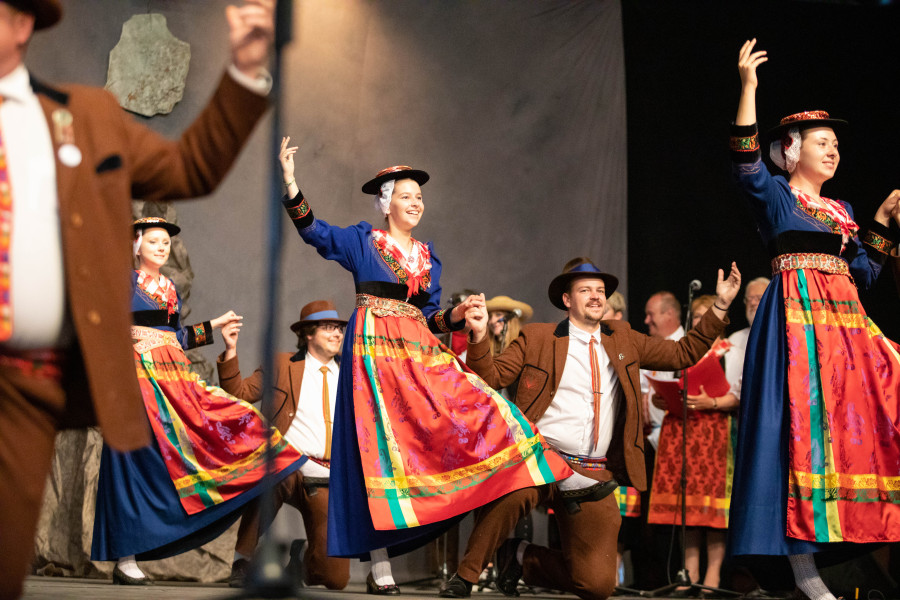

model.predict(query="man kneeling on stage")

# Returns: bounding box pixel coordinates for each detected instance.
[440,260,740,600]
[217,300,397,593]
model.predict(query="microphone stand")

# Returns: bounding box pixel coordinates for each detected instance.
[641,282,739,599]
[234,1,301,598]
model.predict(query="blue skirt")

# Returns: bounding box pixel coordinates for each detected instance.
[91,437,303,561]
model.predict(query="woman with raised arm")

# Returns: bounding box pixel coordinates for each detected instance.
[276,138,620,560]
[729,40,900,600]
[91,218,304,585]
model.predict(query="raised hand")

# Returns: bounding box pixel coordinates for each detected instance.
[736,38,767,126]
[221,320,241,350]
[875,189,900,226]
[280,136,298,182]
[714,262,742,309]
[738,38,767,91]
[226,0,275,78]
[464,296,489,344]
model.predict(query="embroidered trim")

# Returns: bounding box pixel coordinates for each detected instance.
[131,325,182,354]
[729,133,759,152]
[433,308,451,333]
[790,188,859,240]
[309,457,331,469]
[0,348,64,381]
[136,270,179,316]
[863,230,894,255]
[558,450,608,471]
[371,229,432,296]
[286,198,310,221]
[356,294,428,327]
[771,252,850,276]
[193,323,208,346]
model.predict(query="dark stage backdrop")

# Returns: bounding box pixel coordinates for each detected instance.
[623,0,900,338]
[27,0,627,372]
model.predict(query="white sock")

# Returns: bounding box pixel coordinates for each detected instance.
[788,554,836,600]
[557,471,597,492]
[515,540,529,565]
[116,555,146,579]
[233,551,250,563]
[369,547,395,586]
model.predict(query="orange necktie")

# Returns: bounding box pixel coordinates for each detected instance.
[0,97,13,341]
[589,338,603,450]
[320,366,333,460]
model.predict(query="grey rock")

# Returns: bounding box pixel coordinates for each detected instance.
[105,14,190,117]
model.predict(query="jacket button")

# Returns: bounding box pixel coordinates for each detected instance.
[70,213,83,228]
[87,310,101,325]
[549,391,554,397]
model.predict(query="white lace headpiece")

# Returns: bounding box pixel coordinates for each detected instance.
[374,179,394,216]
[769,126,801,173]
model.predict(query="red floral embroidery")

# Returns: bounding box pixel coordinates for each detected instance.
[372,229,432,297]
[136,270,178,316]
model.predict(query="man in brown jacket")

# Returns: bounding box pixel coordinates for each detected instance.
[217,300,398,594]
[0,1,274,597]
[217,300,352,591]
[440,260,741,600]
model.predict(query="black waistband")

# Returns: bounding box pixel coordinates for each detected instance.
[766,231,857,263]
[356,281,429,309]
[132,309,178,329]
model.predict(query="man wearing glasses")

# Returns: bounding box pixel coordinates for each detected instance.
[216,300,354,590]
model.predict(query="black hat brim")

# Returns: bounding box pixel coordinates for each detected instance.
[134,222,181,237]
[548,271,619,311]
[361,170,430,195]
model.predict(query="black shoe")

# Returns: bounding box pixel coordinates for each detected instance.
[228,558,250,588]
[561,479,618,515]
[367,572,401,595]
[494,538,524,597]
[112,565,153,585]
[286,539,307,587]
[439,573,474,598]
[670,588,699,598]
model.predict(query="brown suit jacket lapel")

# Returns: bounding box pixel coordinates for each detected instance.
[34,80,79,216]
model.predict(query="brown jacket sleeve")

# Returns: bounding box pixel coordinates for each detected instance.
[465,329,529,390]
[120,73,268,202]
[216,353,265,403]
[636,308,729,371]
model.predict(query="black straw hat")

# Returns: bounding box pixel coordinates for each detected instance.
[767,110,847,141]
[361,166,429,195]
[132,217,181,237]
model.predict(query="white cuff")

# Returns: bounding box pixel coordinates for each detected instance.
[227,63,273,96]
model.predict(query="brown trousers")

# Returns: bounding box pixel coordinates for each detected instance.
[0,365,67,600]
[234,470,350,590]
[458,467,621,600]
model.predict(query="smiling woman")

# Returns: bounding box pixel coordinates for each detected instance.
[90,217,305,584]
[277,136,578,562]
[728,39,900,600]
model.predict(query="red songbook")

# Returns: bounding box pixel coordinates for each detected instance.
[645,351,731,418]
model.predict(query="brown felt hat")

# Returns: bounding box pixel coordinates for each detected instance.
[4,0,62,30]
[290,300,347,333]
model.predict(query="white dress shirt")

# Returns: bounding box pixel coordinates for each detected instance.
[640,325,684,450]
[0,64,67,349]
[286,352,338,477]
[535,320,620,458]
[725,327,750,397]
